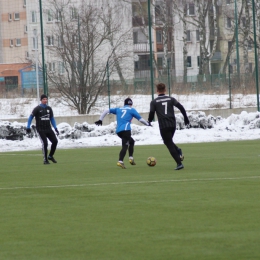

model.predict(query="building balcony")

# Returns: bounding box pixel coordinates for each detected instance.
[134,43,150,53]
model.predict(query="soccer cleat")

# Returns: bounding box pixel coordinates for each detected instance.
[129,158,136,165]
[178,148,184,161]
[117,161,126,169]
[44,160,50,165]
[175,164,184,170]
[48,156,57,163]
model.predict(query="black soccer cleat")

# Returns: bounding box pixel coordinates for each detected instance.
[44,160,50,165]
[48,156,57,163]
[175,164,184,170]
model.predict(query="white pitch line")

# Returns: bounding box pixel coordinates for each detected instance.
[0,176,260,191]
[0,154,41,156]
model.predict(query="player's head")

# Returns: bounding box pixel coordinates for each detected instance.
[40,94,48,104]
[124,98,133,106]
[156,83,166,94]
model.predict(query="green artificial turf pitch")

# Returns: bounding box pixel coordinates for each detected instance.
[0,140,260,260]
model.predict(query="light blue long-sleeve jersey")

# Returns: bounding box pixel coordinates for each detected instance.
[109,105,142,133]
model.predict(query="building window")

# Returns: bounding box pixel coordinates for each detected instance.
[23,0,26,7]
[248,41,252,51]
[157,57,163,68]
[56,10,61,21]
[33,37,38,50]
[10,39,14,47]
[57,36,63,47]
[47,35,54,46]
[133,32,138,44]
[197,56,201,67]
[70,7,77,20]
[156,30,162,43]
[24,25,28,33]
[16,38,21,46]
[226,0,231,4]
[31,11,37,23]
[14,13,20,20]
[187,30,191,42]
[59,61,65,74]
[48,62,55,72]
[228,41,232,52]
[47,10,53,22]
[8,13,12,21]
[248,63,252,73]
[185,4,195,16]
[227,17,232,28]
[155,5,161,17]
[187,56,192,67]
[196,30,200,41]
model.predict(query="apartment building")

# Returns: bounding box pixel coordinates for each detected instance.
[0,0,28,63]
[0,0,30,88]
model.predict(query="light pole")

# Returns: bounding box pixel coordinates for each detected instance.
[234,0,240,78]
[167,59,171,95]
[106,61,110,109]
[148,0,154,100]
[33,29,40,102]
[252,0,260,111]
[39,0,47,96]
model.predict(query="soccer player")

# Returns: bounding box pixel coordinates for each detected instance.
[95,98,150,169]
[148,83,190,170]
[26,94,59,164]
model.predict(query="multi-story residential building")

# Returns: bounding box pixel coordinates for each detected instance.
[0,0,30,88]
[0,0,28,63]
[0,0,257,93]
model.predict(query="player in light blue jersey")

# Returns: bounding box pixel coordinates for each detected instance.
[95,98,150,169]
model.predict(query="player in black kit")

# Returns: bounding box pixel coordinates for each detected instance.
[26,94,59,164]
[148,83,190,170]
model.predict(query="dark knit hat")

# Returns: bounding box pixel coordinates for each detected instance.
[40,94,48,100]
[124,98,133,106]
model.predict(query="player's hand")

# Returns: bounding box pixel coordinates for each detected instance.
[147,121,152,127]
[184,118,190,129]
[26,128,31,134]
[95,120,102,126]
[55,128,60,136]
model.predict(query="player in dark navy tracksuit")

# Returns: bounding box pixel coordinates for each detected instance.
[148,83,190,170]
[26,94,59,164]
[95,98,150,169]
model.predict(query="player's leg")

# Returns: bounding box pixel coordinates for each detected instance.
[160,128,183,169]
[128,136,136,165]
[171,130,184,161]
[117,131,130,169]
[46,130,58,163]
[38,131,49,164]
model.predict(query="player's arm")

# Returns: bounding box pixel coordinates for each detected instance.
[95,109,110,126]
[148,101,155,123]
[175,102,190,125]
[27,114,34,129]
[26,109,36,134]
[132,109,150,126]
[50,108,59,135]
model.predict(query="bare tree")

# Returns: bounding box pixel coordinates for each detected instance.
[45,0,131,114]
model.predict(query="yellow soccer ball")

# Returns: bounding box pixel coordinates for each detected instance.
[147,156,156,167]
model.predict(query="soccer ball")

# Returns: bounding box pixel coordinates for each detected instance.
[147,156,156,167]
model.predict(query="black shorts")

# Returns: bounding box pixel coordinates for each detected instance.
[117,130,133,146]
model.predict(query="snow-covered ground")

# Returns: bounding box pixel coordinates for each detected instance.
[0,96,260,152]
[0,93,258,119]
